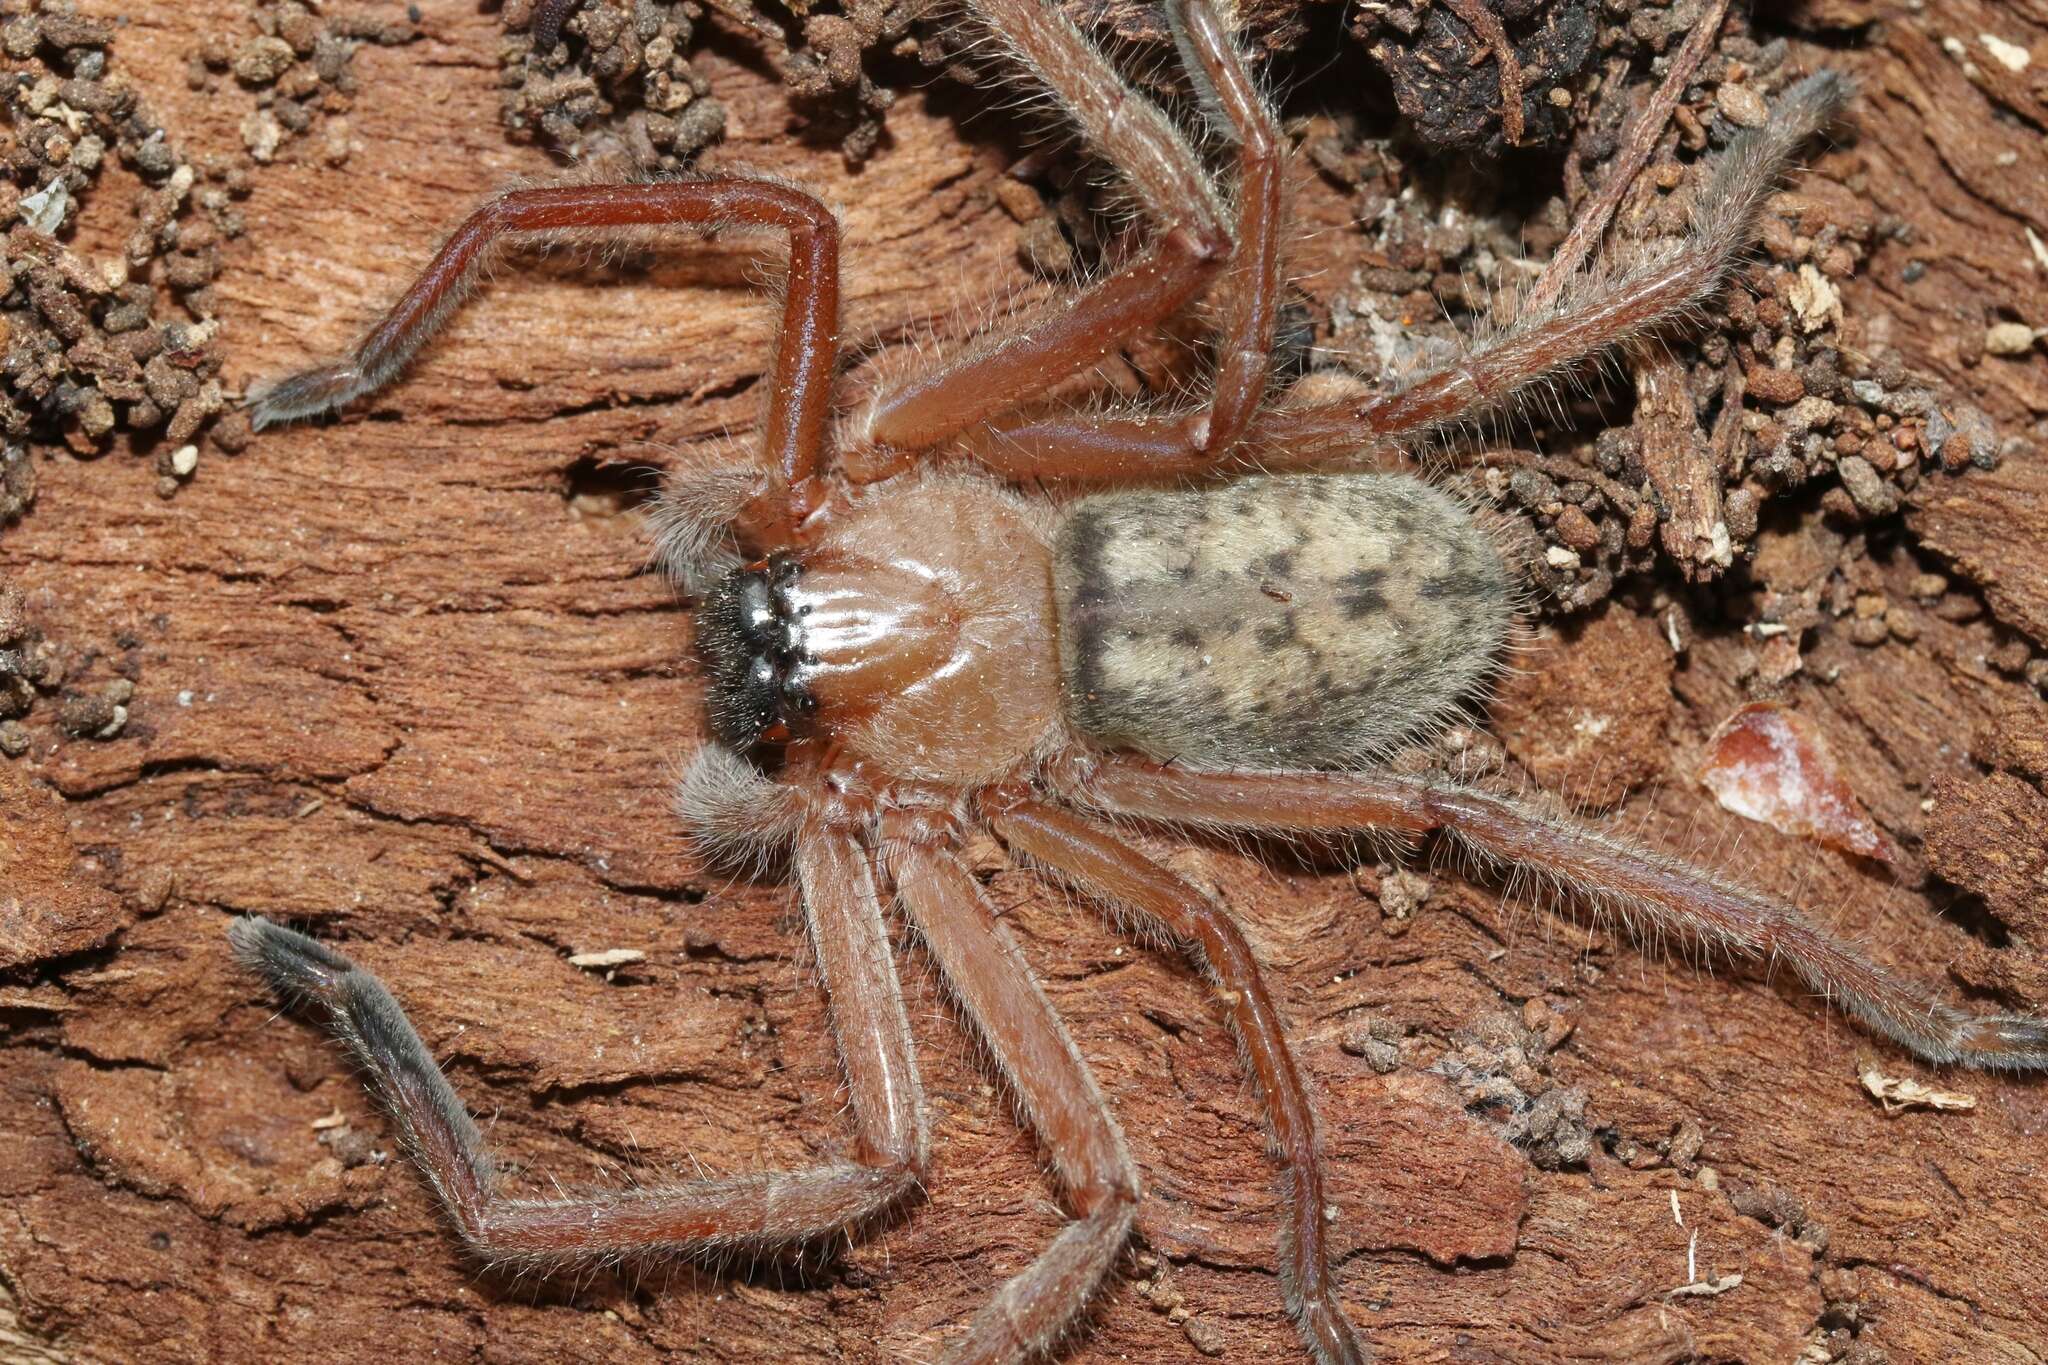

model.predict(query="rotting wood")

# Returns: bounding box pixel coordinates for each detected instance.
[1,3,2045,1362]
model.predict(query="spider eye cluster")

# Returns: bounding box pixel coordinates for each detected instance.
[699,555,814,751]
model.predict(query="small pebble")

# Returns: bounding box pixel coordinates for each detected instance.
[1985,322,2038,356]
[1745,364,1805,405]
[232,35,295,85]
[1554,504,1601,553]
[241,108,283,162]
[1836,455,1899,517]
[1716,83,1770,128]
[1183,1317,1229,1357]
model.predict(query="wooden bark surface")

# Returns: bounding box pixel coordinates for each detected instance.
[4,2,2048,1363]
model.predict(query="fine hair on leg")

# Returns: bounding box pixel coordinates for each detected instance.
[1073,760,2048,1072]
[228,833,929,1269]
[983,797,1370,1365]
[885,834,1141,1363]
[1249,71,1854,467]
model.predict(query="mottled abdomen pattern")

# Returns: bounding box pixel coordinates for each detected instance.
[1053,474,1511,768]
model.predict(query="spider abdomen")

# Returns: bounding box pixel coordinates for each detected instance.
[1053,474,1511,768]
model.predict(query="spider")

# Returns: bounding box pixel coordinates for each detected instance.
[228,1,2048,1361]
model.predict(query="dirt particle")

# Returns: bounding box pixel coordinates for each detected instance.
[1835,454,1899,518]
[1715,82,1769,128]
[1340,1014,1406,1073]
[1435,1013,1592,1170]
[1984,321,2038,356]
[1746,365,1806,405]
[232,35,294,85]
[1183,1317,1229,1357]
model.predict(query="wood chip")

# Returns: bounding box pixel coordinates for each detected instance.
[1699,701,1902,864]
[1859,1061,1977,1114]
[1667,1273,1744,1298]
[567,947,646,969]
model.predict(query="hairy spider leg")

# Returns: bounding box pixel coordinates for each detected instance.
[228,829,927,1266]
[984,797,1370,1365]
[842,0,1250,475]
[1241,71,1852,473]
[886,836,1141,1363]
[951,0,1294,485]
[1075,760,2048,1073]
[245,179,842,542]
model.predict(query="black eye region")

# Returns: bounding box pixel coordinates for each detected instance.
[700,557,812,750]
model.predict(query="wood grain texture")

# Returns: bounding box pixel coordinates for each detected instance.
[3,2,2046,1363]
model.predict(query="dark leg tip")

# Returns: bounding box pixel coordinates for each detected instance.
[228,916,356,1004]
[245,363,367,430]
[1983,1015,2048,1070]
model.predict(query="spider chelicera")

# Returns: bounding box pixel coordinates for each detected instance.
[228,1,2048,1360]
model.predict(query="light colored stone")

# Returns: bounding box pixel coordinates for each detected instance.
[1716,83,1769,129]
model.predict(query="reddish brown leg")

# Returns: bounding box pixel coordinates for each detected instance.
[1246,71,1850,471]
[886,837,1139,1365]
[982,797,1369,1365]
[959,0,1287,485]
[247,180,841,540]
[226,828,926,1266]
[1078,760,2048,1072]
[846,0,1240,472]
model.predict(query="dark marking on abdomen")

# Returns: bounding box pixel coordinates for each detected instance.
[1053,474,1512,769]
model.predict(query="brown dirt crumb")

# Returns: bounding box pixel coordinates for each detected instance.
[0,5,229,477]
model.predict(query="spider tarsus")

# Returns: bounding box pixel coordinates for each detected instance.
[1961,1014,2048,1071]
[1296,1295,1370,1365]
[245,363,369,430]
[1698,69,1852,248]
[227,914,352,1002]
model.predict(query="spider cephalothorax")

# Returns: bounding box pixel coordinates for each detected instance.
[230,2,2048,1362]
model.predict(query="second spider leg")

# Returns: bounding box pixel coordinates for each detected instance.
[1077,760,2048,1072]
[958,0,1289,484]
[845,0,1264,477]
[982,796,1370,1365]
[883,827,1139,1364]
[228,827,927,1265]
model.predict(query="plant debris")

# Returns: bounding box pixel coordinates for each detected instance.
[0,0,230,482]
[1857,1060,1976,1115]
[1699,700,1901,864]
[1434,1010,1593,1170]
[1351,0,1599,153]
[0,576,133,755]
[187,1,421,170]
[499,0,730,172]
